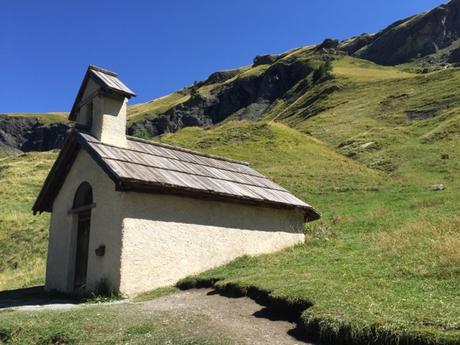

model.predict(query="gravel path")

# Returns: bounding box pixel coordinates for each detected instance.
[140,289,311,345]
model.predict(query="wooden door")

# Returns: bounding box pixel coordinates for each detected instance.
[74,211,91,290]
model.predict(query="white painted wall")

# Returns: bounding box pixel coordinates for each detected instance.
[45,150,123,294]
[118,192,305,297]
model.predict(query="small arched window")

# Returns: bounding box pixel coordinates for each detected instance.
[73,182,93,209]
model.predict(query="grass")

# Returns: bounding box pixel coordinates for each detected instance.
[0,303,231,344]
[0,151,57,290]
[272,59,460,190]
[0,113,68,125]
[127,91,191,125]
[133,286,179,302]
[332,56,416,82]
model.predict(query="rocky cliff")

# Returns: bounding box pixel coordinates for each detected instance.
[128,55,317,137]
[340,0,460,65]
[0,115,70,153]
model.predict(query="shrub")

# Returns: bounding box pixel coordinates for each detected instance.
[312,61,332,83]
[132,127,150,140]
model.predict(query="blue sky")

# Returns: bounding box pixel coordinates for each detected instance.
[1,0,446,113]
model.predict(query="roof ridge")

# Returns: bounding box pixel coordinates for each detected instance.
[126,135,250,166]
[88,64,118,77]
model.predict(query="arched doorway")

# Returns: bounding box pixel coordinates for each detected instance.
[72,182,93,291]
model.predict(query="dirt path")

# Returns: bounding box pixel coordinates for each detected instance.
[5,287,311,344]
[140,289,311,345]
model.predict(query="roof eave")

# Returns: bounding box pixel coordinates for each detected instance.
[304,207,321,222]
[68,71,91,121]
[117,178,320,220]
[90,72,136,99]
[32,131,80,213]
[32,130,122,214]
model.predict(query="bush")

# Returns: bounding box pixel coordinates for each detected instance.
[313,61,332,83]
[132,127,150,140]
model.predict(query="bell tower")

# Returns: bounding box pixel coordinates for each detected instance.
[68,65,136,147]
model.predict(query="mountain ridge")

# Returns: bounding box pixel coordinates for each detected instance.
[2,0,460,152]
[342,0,460,65]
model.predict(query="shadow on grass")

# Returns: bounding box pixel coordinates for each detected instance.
[206,287,318,344]
[253,307,312,342]
[0,286,80,309]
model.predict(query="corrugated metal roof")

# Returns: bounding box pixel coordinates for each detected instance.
[78,132,318,214]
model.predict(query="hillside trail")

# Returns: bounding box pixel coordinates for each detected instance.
[139,288,311,345]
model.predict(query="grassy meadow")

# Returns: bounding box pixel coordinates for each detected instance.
[0,54,459,344]
[0,152,56,290]
[0,303,230,345]
[0,113,68,125]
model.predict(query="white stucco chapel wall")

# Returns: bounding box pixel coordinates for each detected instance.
[45,150,123,293]
[46,150,305,297]
[118,193,305,297]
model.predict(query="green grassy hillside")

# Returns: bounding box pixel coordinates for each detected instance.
[277,57,460,187]
[1,113,68,125]
[145,53,459,191]
[0,152,56,290]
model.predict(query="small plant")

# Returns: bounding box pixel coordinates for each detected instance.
[38,333,76,345]
[85,278,122,303]
[0,328,11,343]
[305,219,336,240]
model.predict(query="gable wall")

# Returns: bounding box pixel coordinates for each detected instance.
[45,150,123,294]
[118,192,305,297]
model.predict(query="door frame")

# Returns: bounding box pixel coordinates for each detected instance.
[73,209,91,293]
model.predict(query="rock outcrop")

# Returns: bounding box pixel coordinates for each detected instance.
[340,0,460,65]
[128,58,314,137]
[0,115,70,152]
